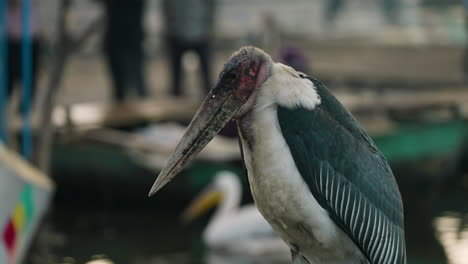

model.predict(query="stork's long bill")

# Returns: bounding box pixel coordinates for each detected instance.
[148,47,269,196]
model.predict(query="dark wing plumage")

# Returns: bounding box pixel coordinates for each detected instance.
[277,76,406,264]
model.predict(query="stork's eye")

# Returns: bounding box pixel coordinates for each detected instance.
[225,72,238,82]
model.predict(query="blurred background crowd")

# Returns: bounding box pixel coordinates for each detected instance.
[1,0,468,264]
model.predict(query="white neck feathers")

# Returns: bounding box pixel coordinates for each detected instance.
[254,63,321,112]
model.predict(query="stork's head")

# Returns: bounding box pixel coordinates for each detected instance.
[214,46,272,108]
[148,47,273,196]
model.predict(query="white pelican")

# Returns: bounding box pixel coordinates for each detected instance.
[182,171,290,261]
[149,46,406,264]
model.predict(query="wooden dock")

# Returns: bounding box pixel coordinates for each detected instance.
[8,87,467,135]
[304,43,465,86]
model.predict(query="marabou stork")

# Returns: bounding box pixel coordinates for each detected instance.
[149,46,406,264]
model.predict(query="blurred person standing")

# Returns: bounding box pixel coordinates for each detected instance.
[162,0,217,97]
[6,0,41,109]
[324,0,344,24]
[324,0,401,25]
[101,0,148,102]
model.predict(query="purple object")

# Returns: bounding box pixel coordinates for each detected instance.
[279,45,309,73]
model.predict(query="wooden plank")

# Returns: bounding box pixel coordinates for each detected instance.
[336,88,468,112]
[0,145,53,190]
[7,89,468,133]
[308,43,464,85]
[10,97,200,131]
[45,89,468,128]
[52,98,200,129]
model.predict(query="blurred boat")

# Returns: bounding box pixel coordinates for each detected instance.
[68,122,240,170]
[128,123,240,170]
[0,144,54,264]
[182,171,291,262]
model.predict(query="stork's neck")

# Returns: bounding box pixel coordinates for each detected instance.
[237,63,321,148]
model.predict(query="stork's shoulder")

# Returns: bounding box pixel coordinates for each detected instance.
[303,75,381,151]
[257,63,321,111]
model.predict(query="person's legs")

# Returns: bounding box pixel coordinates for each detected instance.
[30,40,40,105]
[7,40,40,108]
[7,40,35,152]
[381,0,400,25]
[6,41,21,150]
[103,1,128,102]
[7,40,21,98]
[324,0,345,23]
[126,50,147,98]
[463,46,468,84]
[168,37,185,96]
[126,0,147,98]
[105,45,127,102]
[194,41,212,95]
[133,53,147,98]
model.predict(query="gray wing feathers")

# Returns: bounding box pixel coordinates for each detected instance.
[319,162,405,264]
[277,80,406,263]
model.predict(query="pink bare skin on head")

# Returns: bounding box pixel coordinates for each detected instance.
[236,61,269,118]
[235,59,264,100]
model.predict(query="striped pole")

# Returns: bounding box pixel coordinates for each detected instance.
[0,0,7,143]
[21,0,32,159]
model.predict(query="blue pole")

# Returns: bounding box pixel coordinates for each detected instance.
[21,0,32,159]
[0,0,7,143]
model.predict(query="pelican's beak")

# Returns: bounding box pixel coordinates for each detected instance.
[148,86,245,197]
[181,186,223,223]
